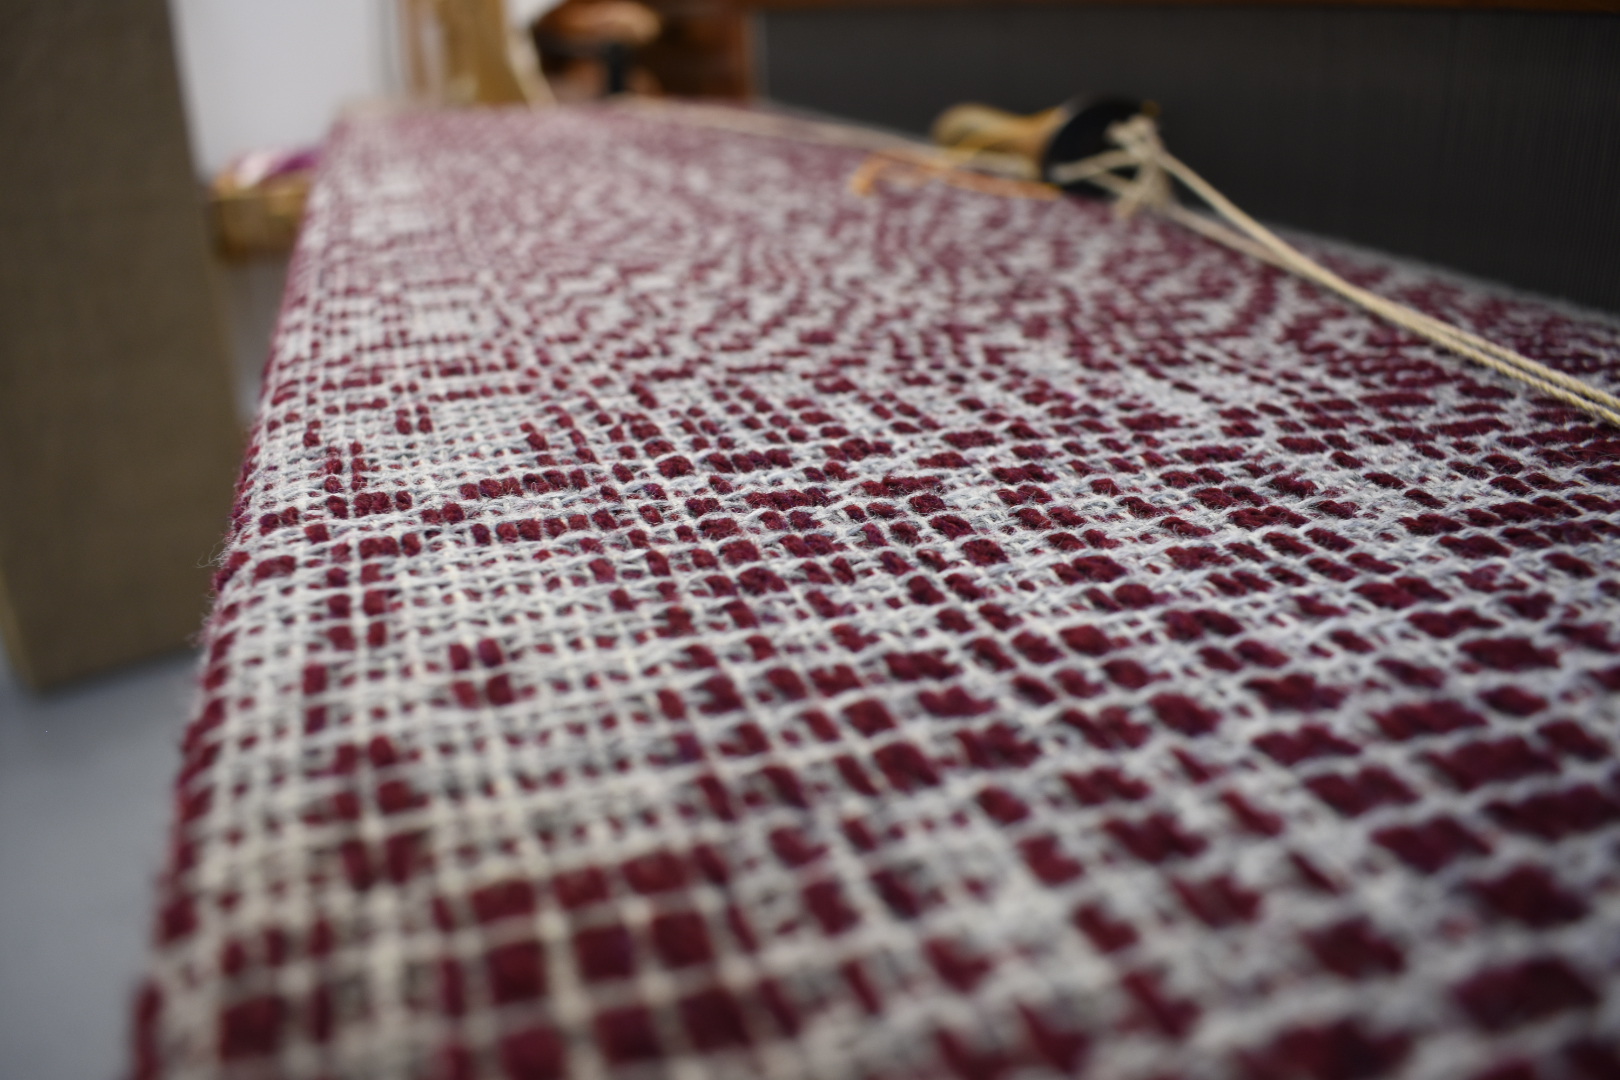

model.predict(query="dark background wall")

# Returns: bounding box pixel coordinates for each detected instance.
[757,3,1620,312]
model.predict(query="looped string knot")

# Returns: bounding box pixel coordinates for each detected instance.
[1054,113,1175,220]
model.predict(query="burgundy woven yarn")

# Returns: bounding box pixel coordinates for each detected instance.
[132,105,1620,1080]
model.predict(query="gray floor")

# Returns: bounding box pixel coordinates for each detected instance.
[0,253,285,1080]
[0,648,197,1080]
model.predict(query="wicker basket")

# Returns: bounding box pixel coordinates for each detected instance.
[210,171,311,260]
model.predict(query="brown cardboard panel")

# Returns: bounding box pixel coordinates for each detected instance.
[0,0,243,688]
[0,0,202,214]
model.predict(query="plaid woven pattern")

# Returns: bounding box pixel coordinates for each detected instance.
[133,105,1620,1080]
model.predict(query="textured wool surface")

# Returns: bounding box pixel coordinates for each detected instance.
[133,105,1620,1080]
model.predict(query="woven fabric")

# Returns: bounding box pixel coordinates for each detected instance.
[133,105,1620,1080]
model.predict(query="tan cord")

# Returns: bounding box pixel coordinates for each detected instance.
[623,100,1619,428]
[619,98,1040,181]
[848,151,1059,201]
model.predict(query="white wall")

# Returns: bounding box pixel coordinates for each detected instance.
[167,0,400,177]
